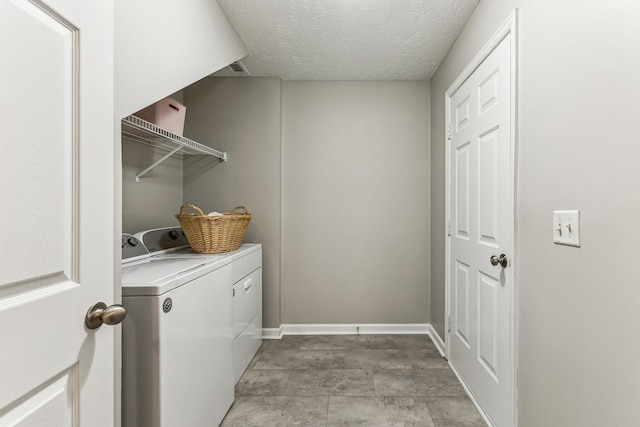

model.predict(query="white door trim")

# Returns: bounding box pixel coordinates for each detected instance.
[444,10,518,427]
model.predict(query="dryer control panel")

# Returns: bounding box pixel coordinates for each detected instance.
[135,227,190,254]
[122,234,149,261]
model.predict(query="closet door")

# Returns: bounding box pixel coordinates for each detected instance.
[446,29,515,427]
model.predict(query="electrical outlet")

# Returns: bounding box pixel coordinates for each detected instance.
[553,210,580,247]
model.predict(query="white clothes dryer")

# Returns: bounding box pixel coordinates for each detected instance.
[134,227,263,384]
[120,234,234,427]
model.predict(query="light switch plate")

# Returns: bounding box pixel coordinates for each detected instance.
[553,210,580,247]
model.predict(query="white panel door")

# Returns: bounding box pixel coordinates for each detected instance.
[447,32,514,427]
[0,0,115,425]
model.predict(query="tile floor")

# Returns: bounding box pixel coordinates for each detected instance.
[221,334,485,426]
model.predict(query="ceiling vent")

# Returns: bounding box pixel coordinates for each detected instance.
[228,61,250,76]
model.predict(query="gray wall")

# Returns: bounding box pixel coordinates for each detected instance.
[122,91,185,234]
[281,81,431,324]
[430,1,640,425]
[121,138,182,234]
[125,78,431,329]
[182,77,282,328]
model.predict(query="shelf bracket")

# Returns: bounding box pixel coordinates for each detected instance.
[136,146,181,182]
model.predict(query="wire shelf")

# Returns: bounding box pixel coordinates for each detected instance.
[121,115,227,181]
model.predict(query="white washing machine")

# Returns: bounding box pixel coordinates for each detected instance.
[228,242,263,384]
[121,233,234,427]
[134,227,263,385]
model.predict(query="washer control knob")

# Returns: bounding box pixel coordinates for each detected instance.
[127,237,138,247]
[168,230,179,240]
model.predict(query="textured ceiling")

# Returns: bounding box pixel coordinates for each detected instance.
[216,0,480,80]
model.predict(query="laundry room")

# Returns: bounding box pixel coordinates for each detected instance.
[116,1,640,424]
[115,0,640,425]
[4,0,640,426]
[120,54,434,426]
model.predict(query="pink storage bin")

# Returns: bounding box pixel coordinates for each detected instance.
[134,97,187,136]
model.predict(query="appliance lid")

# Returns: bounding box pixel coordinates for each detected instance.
[121,256,232,296]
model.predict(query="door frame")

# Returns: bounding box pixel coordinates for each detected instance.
[444,10,518,427]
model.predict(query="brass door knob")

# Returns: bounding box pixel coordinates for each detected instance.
[85,302,127,330]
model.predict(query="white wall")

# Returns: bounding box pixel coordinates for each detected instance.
[114,0,247,118]
[430,1,640,425]
[182,77,282,328]
[282,81,431,324]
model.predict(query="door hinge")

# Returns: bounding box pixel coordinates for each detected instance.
[447,315,451,333]
[447,125,452,141]
[446,220,451,237]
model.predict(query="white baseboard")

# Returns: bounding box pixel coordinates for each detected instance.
[262,323,447,352]
[426,324,446,357]
[263,324,446,359]
[280,323,430,336]
[261,326,284,339]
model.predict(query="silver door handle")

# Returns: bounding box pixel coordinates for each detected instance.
[85,302,127,329]
[490,254,508,268]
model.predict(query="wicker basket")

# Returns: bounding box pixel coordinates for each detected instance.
[175,204,252,254]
